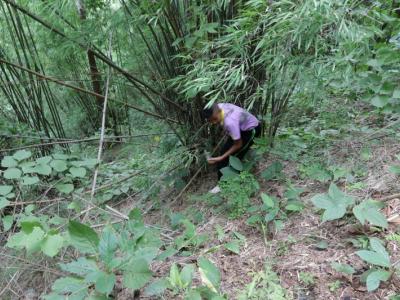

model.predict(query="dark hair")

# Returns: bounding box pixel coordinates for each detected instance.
[201,103,218,120]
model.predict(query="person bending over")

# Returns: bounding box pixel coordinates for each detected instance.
[203,103,261,193]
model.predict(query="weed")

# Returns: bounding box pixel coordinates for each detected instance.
[238,264,289,300]
[219,171,259,218]
[299,272,315,287]
[328,280,341,292]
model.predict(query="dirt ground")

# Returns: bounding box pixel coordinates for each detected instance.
[137,136,400,300]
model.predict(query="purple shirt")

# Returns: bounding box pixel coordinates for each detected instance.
[218,103,259,140]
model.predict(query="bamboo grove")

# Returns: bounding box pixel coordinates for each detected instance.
[1,0,399,151]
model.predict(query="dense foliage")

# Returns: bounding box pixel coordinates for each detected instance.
[1,0,400,299]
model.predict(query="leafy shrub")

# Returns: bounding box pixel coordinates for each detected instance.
[219,171,259,218]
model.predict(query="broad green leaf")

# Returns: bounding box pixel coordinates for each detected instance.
[99,226,118,264]
[52,276,87,295]
[180,264,195,287]
[0,185,13,196]
[356,250,390,268]
[1,156,17,168]
[95,272,115,295]
[261,161,283,180]
[69,167,87,178]
[34,164,52,176]
[6,231,26,249]
[285,201,304,212]
[22,176,40,186]
[353,200,388,228]
[156,247,178,261]
[198,257,220,292]
[144,278,169,296]
[366,270,391,292]
[36,156,52,164]
[220,166,238,180]
[311,184,354,222]
[229,156,243,171]
[55,183,74,194]
[261,193,274,208]
[122,258,152,290]
[21,218,42,233]
[331,262,355,275]
[59,257,99,276]
[13,150,32,161]
[4,168,22,179]
[41,233,64,257]
[370,238,390,260]
[68,220,99,254]
[371,95,389,108]
[393,89,400,99]
[224,240,240,254]
[25,226,45,254]
[0,197,10,209]
[128,208,143,222]
[389,165,400,175]
[50,160,68,172]
[2,215,13,231]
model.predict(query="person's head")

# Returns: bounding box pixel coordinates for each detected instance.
[202,103,221,125]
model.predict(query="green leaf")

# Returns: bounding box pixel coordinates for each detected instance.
[4,168,22,179]
[224,240,240,254]
[6,231,26,249]
[370,238,390,260]
[261,193,274,208]
[41,233,64,257]
[128,208,143,222]
[95,272,116,295]
[69,167,87,178]
[52,276,87,295]
[25,226,46,254]
[59,257,99,276]
[285,201,304,212]
[2,215,13,231]
[55,183,74,194]
[144,278,169,296]
[353,200,388,228]
[99,226,118,264]
[169,263,182,287]
[13,150,32,161]
[181,264,195,287]
[122,258,152,290]
[0,185,13,196]
[261,161,283,180]
[371,95,389,108]
[198,257,220,292]
[68,220,99,254]
[331,262,355,275]
[22,176,40,186]
[0,197,10,209]
[36,156,52,164]
[393,89,400,99]
[311,184,354,222]
[1,156,17,168]
[389,165,400,175]
[34,164,52,176]
[356,250,390,268]
[229,156,243,171]
[50,160,68,172]
[366,270,391,292]
[220,166,238,180]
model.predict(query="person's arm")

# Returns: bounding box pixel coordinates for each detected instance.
[208,123,242,164]
[208,139,243,164]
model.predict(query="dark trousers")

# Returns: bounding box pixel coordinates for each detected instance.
[217,124,261,179]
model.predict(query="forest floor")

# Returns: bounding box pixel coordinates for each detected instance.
[116,118,400,299]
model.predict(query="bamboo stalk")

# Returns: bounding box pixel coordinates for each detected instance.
[0,58,179,124]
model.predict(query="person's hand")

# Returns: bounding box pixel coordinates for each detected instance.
[207,156,223,164]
